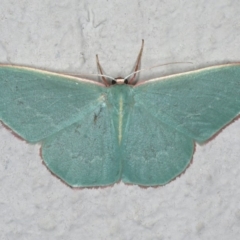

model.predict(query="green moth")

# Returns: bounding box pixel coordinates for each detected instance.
[0,41,240,187]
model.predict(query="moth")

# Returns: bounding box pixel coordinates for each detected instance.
[1,41,240,187]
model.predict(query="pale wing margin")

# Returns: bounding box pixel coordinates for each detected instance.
[133,64,240,143]
[0,66,106,143]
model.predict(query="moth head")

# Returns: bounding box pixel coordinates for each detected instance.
[111,78,129,85]
[97,40,144,87]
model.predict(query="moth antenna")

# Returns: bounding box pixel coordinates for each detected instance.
[124,61,193,82]
[69,72,115,81]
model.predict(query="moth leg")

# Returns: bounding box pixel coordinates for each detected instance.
[128,39,144,84]
[96,54,109,86]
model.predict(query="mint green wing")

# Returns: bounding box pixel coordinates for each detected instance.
[134,64,240,143]
[0,66,105,143]
[122,104,194,186]
[122,64,240,185]
[42,103,121,187]
[0,66,120,187]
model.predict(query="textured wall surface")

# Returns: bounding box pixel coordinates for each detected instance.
[1,1,240,239]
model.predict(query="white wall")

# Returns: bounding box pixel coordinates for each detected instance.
[1,1,240,239]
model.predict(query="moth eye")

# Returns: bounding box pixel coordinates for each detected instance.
[112,79,117,85]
